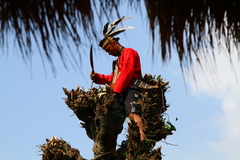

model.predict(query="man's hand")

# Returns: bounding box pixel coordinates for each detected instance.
[90,72,97,82]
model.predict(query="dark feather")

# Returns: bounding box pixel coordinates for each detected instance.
[108,26,134,37]
[103,22,109,37]
[105,17,132,37]
[108,30,125,37]
[111,17,131,26]
[105,24,118,37]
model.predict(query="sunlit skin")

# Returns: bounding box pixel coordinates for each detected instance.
[102,39,123,56]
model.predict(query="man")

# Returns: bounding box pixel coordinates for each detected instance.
[90,17,146,157]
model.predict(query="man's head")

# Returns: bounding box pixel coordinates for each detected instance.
[99,37,122,57]
[98,17,133,56]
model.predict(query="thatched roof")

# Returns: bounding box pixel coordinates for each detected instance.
[1,0,240,69]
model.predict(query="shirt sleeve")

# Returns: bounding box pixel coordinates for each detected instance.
[95,73,113,85]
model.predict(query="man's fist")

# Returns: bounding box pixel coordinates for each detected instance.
[90,72,97,82]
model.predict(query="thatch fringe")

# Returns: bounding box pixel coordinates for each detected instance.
[1,0,240,69]
[143,0,240,67]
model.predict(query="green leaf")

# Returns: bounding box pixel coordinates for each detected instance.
[124,152,129,156]
[66,155,71,160]
[78,98,82,102]
[93,97,97,102]
[167,121,176,131]
[98,88,103,93]
[156,75,161,80]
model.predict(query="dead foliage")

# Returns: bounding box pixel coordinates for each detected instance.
[2,0,240,70]
[39,74,175,160]
[38,135,85,160]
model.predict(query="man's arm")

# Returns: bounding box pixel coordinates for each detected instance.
[90,72,113,85]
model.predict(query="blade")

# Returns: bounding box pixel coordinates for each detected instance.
[89,45,94,73]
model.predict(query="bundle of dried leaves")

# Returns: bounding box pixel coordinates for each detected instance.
[39,74,175,160]
[39,135,85,160]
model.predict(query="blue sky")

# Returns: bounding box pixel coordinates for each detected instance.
[1,1,240,160]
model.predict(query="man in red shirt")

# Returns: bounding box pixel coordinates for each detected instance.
[90,36,145,157]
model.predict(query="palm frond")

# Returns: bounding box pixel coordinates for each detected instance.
[1,0,240,71]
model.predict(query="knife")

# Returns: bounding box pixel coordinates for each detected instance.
[90,45,94,74]
[89,45,94,89]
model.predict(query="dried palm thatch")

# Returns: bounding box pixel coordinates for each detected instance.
[1,0,240,70]
[144,0,240,67]
[58,74,174,160]
[38,135,84,160]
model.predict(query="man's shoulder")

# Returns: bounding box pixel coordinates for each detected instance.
[124,47,135,51]
[123,48,138,55]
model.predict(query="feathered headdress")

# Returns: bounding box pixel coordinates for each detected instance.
[99,17,134,47]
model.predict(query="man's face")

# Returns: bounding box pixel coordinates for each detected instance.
[102,39,119,57]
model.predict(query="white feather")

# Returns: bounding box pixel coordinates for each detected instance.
[108,26,135,37]
[103,17,133,37]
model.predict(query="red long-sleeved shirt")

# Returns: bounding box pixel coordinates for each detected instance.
[95,48,142,94]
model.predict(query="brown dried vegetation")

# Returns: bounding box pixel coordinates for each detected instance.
[39,135,85,160]
[1,0,240,69]
[39,74,175,160]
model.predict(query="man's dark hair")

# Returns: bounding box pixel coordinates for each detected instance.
[99,37,120,47]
